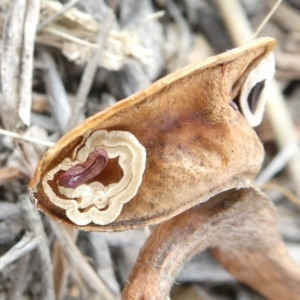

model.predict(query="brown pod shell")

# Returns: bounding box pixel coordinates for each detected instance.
[28,37,276,231]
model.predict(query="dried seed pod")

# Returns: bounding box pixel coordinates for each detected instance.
[28,37,276,231]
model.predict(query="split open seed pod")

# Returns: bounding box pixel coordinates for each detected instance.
[28,37,276,231]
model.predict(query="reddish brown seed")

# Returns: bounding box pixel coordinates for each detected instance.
[58,148,109,188]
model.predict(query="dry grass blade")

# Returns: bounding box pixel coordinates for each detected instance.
[266,0,300,34]
[0,128,54,147]
[251,0,282,40]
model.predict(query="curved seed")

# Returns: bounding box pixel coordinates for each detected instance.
[58,148,108,188]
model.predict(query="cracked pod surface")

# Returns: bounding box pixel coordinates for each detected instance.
[28,37,276,231]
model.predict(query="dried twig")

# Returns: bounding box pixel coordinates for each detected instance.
[0,232,39,271]
[42,26,100,48]
[18,195,55,300]
[1,0,40,129]
[66,9,114,131]
[49,221,115,300]
[89,233,121,299]
[7,254,31,300]
[39,48,72,134]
